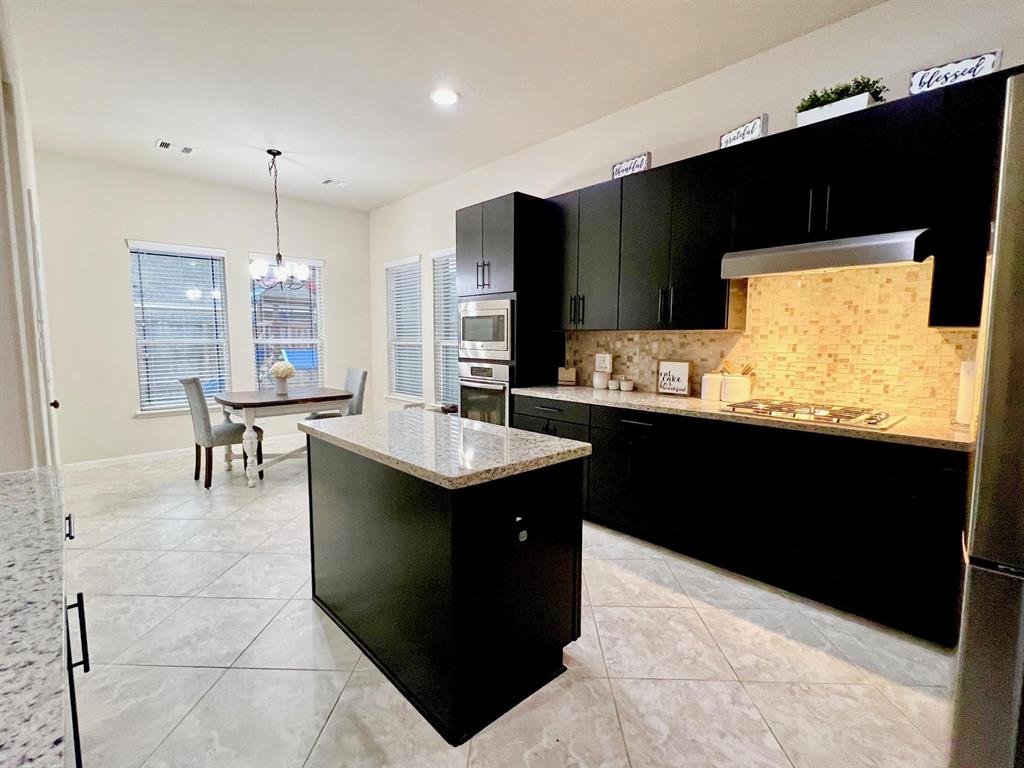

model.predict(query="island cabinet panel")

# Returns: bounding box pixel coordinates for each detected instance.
[618,165,674,330]
[308,436,584,746]
[576,179,621,330]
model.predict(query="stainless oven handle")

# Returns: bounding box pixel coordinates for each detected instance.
[461,380,507,391]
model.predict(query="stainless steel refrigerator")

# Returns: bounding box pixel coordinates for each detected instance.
[951,72,1024,768]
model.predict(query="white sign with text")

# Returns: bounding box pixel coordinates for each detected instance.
[657,360,690,396]
[612,152,651,179]
[909,51,1001,94]
[720,114,768,148]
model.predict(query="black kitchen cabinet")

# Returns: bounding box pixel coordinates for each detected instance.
[618,165,674,329]
[668,152,737,330]
[551,190,580,329]
[455,192,551,298]
[512,396,590,510]
[575,179,621,330]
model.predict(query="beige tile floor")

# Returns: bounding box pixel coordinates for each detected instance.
[63,435,955,768]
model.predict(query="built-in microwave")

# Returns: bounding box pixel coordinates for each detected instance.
[459,362,510,426]
[458,299,512,361]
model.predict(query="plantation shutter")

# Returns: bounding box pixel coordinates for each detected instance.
[386,259,422,399]
[250,260,325,389]
[432,252,459,405]
[129,244,230,411]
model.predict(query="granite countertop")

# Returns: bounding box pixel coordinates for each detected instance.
[0,468,66,768]
[299,410,592,489]
[512,386,976,452]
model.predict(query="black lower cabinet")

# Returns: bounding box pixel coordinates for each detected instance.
[65,592,90,768]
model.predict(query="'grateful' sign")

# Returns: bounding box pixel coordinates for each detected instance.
[909,51,1001,94]
[612,152,651,179]
[720,114,768,148]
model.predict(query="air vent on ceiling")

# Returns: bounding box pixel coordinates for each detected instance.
[321,179,348,187]
[154,140,194,155]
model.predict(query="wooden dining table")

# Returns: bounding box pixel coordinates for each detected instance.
[214,387,353,487]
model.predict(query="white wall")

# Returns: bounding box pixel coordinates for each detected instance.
[35,152,369,463]
[367,0,1024,413]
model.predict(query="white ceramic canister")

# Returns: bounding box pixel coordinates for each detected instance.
[701,372,723,401]
[720,374,752,403]
[620,379,635,392]
[592,371,610,389]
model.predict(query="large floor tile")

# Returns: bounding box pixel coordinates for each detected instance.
[253,521,310,554]
[806,611,955,688]
[65,549,164,595]
[115,597,285,667]
[68,495,189,519]
[468,674,629,768]
[117,551,245,596]
[593,606,734,680]
[582,524,664,560]
[67,595,188,663]
[876,683,952,753]
[144,668,346,768]
[700,609,868,683]
[234,600,360,670]
[584,558,691,607]
[64,516,147,549]
[306,666,468,768]
[175,520,282,552]
[667,556,798,610]
[199,553,310,598]
[745,682,944,768]
[229,494,308,522]
[612,678,790,768]
[100,519,212,550]
[563,606,607,678]
[158,495,246,520]
[75,664,222,768]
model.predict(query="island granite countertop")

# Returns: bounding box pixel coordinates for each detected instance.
[511,386,976,453]
[299,409,591,489]
[0,468,66,768]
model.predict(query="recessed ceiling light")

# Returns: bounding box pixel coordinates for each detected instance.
[430,88,460,106]
[321,179,349,187]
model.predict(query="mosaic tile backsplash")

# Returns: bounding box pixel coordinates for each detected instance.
[566,260,987,425]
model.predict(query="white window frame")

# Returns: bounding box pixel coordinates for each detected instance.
[126,239,231,414]
[248,253,326,390]
[385,255,423,402]
[431,248,458,407]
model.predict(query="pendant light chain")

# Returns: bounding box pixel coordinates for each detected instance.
[253,148,305,290]
[268,152,281,262]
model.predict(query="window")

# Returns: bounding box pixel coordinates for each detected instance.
[386,258,422,399]
[432,250,459,405]
[128,241,230,411]
[250,257,325,390]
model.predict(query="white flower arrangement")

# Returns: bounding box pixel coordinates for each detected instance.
[269,361,296,380]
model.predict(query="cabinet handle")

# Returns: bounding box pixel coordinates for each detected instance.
[579,294,585,325]
[621,419,653,428]
[66,592,90,674]
[657,288,666,325]
[482,261,491,288]
[476,262,482,289]
[535,405,562,413]
[824,184,832,231]
[570,294,577,324]
[49,400,60,409]
[65,512,75,541]
[807,188,815,234]
[668,286,677,326]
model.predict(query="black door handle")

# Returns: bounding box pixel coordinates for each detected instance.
[65,513,75,541]
[50,400,60,409]
[570,295,577,325]
[535,405,562,413]
[621,419,653,428]
[807,187,815,234]
[476,262,482,289]
[579,294,585,325]
[483,261,491,288]
[658,288,666,325]
[824,184,832,231]
[668,286,677,326]
[66,593,90,674]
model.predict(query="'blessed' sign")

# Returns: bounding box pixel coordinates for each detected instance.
[910,51,1001,94]
[720,114,768,149]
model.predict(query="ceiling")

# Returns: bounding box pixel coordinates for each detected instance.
[7,0,881,211]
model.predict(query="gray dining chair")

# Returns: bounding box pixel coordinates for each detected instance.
[306,367,367,420]
[180,377,264,488]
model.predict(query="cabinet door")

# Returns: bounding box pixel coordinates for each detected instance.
[550,190,580,329]
[577,179,621,330]
[456,204,483,296]
[618,166,673,330]
[480,194,516,294]
[587,426,634,531]
[669,153,735,330]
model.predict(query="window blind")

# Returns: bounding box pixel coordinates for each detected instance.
[129,247,230,411]
[432,252,459,405]
[386,260,422,399]
[250,261,325,390]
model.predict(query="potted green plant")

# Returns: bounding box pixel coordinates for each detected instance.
[796,76,888,127]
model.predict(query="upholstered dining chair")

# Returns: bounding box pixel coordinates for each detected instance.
[306,367,368,420]
[179,377,264,488]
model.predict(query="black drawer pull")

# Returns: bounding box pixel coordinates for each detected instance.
[535,405,562,413]
[621,419,653,428]
[66,592,90,674]
[65,512,75,541]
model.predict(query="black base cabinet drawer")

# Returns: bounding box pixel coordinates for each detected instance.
[514,396,590,426]
[513,412,590,513]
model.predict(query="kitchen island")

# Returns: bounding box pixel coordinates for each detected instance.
[298,410,591,746]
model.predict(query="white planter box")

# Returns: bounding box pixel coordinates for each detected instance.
[796,92,877,127]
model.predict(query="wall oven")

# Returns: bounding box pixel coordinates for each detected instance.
[458,299,512,361]
[459,362,510,426]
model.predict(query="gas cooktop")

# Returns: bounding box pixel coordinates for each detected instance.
[722,399,905,430]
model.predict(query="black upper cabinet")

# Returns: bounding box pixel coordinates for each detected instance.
[455,192,550,298]
[668,152,736,330]
[551,190,580,329]
[576,179,621,330]
[618,166,673,330]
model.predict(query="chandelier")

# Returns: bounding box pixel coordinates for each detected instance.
[249,149,309,290]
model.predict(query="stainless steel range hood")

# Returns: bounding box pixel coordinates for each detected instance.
[720,228,935,279]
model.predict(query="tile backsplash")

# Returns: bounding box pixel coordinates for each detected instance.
[566,260,988,425]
